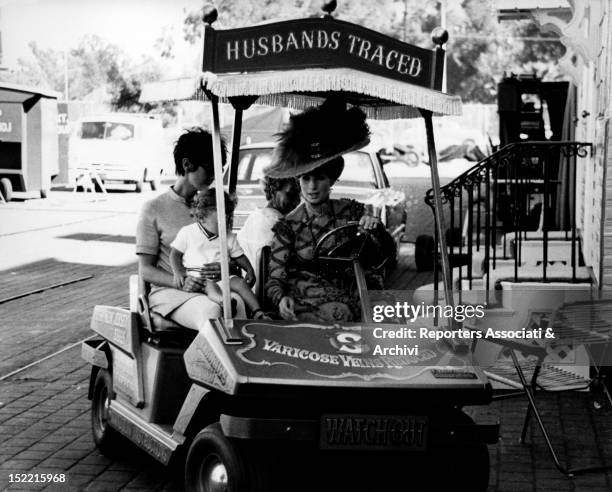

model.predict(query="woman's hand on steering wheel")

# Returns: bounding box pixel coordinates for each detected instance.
[278,296,297,320]
[359,214,381,231]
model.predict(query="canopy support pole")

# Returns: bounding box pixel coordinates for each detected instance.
[421,110,452,303]
[227,107,243,194]
[421,110,465,349]
[209,94,233,327]
[228,96,258,194]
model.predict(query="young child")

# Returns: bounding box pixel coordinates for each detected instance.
[169,189,268,319]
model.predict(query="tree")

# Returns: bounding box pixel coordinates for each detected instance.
[0,34,163,110]
[181,0,565,104]
[0,41,66,92]
[67,35,123,100]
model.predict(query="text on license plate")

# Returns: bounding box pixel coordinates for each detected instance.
[320,414,428,451]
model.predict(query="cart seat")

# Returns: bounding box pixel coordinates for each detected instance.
[138,298,196,346]
[257,246,272,308]
[133,275,196,346]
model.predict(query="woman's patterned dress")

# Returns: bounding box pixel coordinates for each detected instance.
[266,198,384,323]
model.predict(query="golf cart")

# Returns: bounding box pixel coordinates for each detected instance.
[82,4,499,491]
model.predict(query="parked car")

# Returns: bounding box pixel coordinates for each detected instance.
[68,113,166,192]
[230,142,407,240]
[384,155,479,244]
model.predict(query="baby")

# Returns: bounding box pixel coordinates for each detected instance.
[169,188,267,319]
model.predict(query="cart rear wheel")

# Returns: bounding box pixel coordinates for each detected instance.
[91,369,126,457]
[1,178,13,202]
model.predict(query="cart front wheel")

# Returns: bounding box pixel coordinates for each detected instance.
[91,369,126,457]
[426,413,490,492]
[429,442,489,492]
[185,423,246,492]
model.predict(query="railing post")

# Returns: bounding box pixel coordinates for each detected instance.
[514,146,519,282]
[449,194,455,288]
[467,182,474,290]
[571,145,577,282]
[458,186,464,302]
[476,181,482,251]
[485,165,491,302]
[492,164,498,269]
[543,145,549,282]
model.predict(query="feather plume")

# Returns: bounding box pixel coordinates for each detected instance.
[265,97,370,178]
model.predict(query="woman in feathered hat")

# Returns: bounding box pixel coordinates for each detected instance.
[264,99,392,322]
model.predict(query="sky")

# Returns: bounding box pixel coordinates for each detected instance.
[0,0,202,73]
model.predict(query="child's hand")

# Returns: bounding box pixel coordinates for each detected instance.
[174,273,185,289]
[244,270,256,288]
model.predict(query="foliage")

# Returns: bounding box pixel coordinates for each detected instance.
[0,1,565,107]
[182,0,566,103]
[0,34,163,110]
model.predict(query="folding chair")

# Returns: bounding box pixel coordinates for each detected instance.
[474,300,612,477]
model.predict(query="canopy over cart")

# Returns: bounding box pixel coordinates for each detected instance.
[199,2,461,328]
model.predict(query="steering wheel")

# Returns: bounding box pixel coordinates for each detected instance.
[312,222,395,272]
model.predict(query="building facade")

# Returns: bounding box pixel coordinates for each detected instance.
[497,0,612,288]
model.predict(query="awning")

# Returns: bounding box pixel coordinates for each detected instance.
[139,77,198,104]
[0,82,61,103]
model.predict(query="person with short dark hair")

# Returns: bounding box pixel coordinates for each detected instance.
[169,189,268,319]
[136,128,246,331]
[172,127,224,177]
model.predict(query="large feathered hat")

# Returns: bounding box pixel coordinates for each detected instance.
[263,98,370,179]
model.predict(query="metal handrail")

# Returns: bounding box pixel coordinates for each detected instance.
[425,141,592,299]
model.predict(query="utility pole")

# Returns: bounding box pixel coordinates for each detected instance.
[63,50,69,101]
[0,6,7,72]
[403,0,408,42]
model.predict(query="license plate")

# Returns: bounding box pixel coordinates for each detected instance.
[320,414,428,451]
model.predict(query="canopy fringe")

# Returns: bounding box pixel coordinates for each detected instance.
[197,69,461,120]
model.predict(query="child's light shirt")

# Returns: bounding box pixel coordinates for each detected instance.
[170,223,244,268]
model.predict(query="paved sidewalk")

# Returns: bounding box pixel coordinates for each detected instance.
[1,190,611,491]
[0,259,137,377]
[0,345,183,491]
[1,345,611,491]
